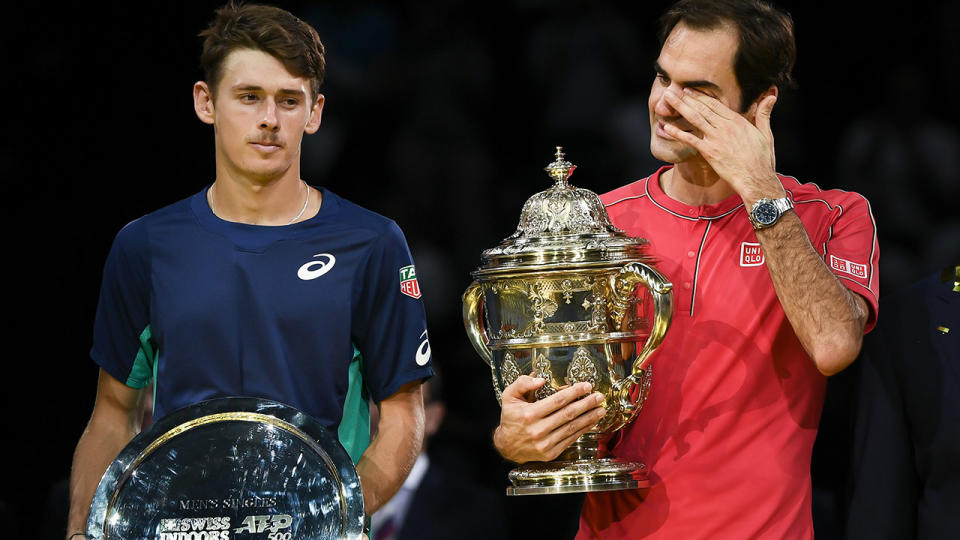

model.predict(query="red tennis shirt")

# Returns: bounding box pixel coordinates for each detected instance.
[577,166,880,539]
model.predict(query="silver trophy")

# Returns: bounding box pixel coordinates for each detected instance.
[86,397,365,539]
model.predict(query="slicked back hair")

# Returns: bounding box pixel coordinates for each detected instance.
[658,0,796,111]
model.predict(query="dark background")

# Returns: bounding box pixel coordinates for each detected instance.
[7,1,958,538]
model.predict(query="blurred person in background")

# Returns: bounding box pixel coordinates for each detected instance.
[370,372,506,540]
[846,263,959,539]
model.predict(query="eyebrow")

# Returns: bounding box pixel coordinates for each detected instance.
[653,61,721,92]
[231,84,306,97]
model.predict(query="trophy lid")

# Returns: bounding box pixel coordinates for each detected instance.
[474,147,650,275]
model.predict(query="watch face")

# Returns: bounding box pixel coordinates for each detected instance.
[754,202,778,225]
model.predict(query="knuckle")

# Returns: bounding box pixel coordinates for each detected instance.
[534,440,550,455]
[568,383,588,398]
[510,376,530,390]
[552,391,570,407]
[577,414,598,433]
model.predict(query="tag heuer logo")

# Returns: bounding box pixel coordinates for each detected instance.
[399,265,421,299]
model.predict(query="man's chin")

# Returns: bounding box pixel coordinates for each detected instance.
[240,162,292,183]
[650,139,697,164]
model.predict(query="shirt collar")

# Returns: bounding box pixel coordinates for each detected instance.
[646,165,745,220]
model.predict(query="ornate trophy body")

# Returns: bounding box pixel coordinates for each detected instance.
[463,148,673,495]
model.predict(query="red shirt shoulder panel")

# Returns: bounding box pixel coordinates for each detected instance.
[781,175,880,331]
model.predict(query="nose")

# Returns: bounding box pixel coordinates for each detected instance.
[259,99,279,132]
[652,85,679,119]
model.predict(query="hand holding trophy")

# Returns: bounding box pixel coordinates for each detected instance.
[463,148,673,495]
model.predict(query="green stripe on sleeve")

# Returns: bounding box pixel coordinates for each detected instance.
[125,325,157,388]
[337,344,371,465]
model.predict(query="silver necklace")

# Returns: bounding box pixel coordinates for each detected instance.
[208,180,310,224]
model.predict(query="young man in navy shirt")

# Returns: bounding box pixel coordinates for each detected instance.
[66,4,433,537]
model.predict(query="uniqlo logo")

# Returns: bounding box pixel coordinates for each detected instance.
[740,242,764,267]
[830,255,867,278]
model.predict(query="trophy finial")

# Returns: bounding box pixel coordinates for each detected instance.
[545,146,576,187]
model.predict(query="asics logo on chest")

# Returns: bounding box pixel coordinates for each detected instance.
[298,253,337,280]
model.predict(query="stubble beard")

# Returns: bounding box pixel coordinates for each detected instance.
[650,134,699,165]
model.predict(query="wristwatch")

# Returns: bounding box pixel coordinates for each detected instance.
[748,196,794,230]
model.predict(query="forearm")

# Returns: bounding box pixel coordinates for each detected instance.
[756,211,868,375]
[68,369,144,537]
[356,395,424,514]
[67,417,138,535]
[658,84,868,373]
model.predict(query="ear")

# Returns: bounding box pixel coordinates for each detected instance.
[193,81,216,125]
[745,85,779,122]
[304,94,325,135]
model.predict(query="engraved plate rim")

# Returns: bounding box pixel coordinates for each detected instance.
[86,396,364,540]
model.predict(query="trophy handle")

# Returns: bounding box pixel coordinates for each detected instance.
[462,281,493,366]
[609,262,673,414]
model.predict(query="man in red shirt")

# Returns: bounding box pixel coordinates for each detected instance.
[492,1,879,538]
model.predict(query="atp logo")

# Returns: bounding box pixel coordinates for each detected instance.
[416,329,431,366]
[298,253,336,280]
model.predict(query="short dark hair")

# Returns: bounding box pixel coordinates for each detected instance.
[199,2,326,102]
[658,0,796,111]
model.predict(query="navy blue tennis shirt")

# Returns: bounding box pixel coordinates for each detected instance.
[91,186,433,461]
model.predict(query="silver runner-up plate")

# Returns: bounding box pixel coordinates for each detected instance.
[86,397,365,540]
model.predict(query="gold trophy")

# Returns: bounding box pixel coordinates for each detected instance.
[463,147,673,495]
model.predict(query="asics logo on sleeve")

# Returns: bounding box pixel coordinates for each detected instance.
[416,329,431,366]
[298,253,337,280]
